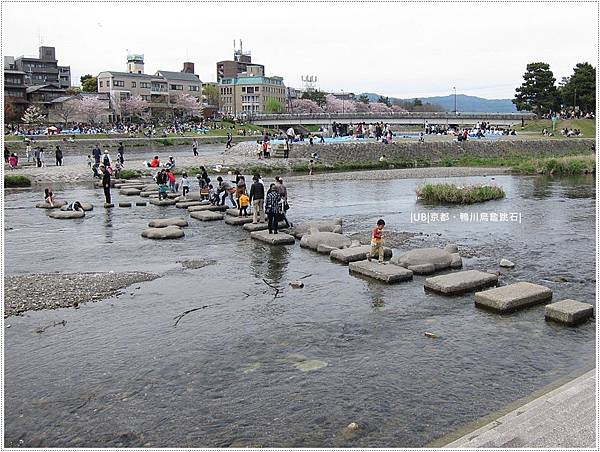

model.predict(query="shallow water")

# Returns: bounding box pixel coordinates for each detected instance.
[3,174,596,447]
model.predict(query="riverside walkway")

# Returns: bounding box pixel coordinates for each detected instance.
[440,368,596,448]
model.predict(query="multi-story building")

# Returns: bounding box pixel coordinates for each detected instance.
[216,42,264,82]
[8,46,71,89]
[219,73,286,116]
[4,56,28,120]
[97,55,202,119]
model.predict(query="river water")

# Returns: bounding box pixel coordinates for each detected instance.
[3,174,596,447]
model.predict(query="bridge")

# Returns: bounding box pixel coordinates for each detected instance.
[247,112,536,128]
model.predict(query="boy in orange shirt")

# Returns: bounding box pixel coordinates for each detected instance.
[367,219,386,263]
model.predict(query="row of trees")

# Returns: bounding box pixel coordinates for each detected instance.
[513,62,596,115]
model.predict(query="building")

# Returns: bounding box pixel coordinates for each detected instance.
[216,41,264,82]
[7,46,71,89]
[97,55,202,120]
[47,92,112,124]
[25,84,67,105]
[4,56,28,120]
[219,74,286,116]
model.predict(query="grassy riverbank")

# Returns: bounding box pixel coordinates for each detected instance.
[518,119,595,138]
[4,175,32,187]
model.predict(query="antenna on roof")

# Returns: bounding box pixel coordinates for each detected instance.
[240,39,243,54]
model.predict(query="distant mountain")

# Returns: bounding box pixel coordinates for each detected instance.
[360,93,517,113]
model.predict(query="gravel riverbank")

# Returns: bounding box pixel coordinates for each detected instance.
[4,272,160,317]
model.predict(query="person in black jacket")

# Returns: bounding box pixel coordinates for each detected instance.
[55,145,63,166]
[100,165,111,204]
[249,175,265,224]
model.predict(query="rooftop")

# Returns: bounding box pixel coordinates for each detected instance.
[156,70,201,82]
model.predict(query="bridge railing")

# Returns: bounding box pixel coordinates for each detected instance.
[247,112,537,121]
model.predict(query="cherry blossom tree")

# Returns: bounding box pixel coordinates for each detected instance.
[172,93,203,119]
[323,94,345,113]
[368,102,393,113]
[352,100,371,113]
[77,96,106,124]
[21,104,46,124]
[391,104,409,113]
[289,98,324,114]
[120,94,150,121]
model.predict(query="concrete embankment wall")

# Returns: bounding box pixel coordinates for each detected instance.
[290,139,596,162]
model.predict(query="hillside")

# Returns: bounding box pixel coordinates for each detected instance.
[362,93,518,113]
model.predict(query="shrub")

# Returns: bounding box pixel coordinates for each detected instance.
[119,169,144,179]
[416,183,505,204]
[4,175,32,187]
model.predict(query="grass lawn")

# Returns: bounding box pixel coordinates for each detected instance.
[520,119,596,138]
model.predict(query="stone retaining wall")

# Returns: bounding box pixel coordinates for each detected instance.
[290,139,595,163]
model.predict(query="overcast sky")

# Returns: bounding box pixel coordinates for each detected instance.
[2,2,597,99]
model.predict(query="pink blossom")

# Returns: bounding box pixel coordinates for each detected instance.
[289,99,323,114]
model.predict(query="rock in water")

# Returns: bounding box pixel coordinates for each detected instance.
[499,258,515,268]
[290,280,304,288]
[141,225,185,240]
[346,422,359,431]
[424,332,438,338]
[148,217,188,228]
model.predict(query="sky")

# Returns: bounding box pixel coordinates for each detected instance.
[2,2,598,99]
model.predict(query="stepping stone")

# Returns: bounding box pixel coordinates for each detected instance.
[176,201,204,209]
[424,270,498,295]
[104,203,114,208]
[142,184,158,191]
[190,211,224,221]
[119,188,142,196]
[250,230,295,245]
[224,215,253,226]
[300,231,352,252]
[175,193,204,202]
[136,201,147,207]
[188,204,228,212]
[243,222,287,232]
[149,198,177,206]
[290,218,343,238]
[391,247,462,274]
[60,202,93,211]
[139,191,157,198]
[225,208,242,217]
[349,260,413,284]
[48,210,85,219]
[545,299,594,326]
[167,193,179,199]
[474,282,553,313]
[148,217,188,228]
[119,202,132,207]
[36,201,66,209]
[330,245,392,264]
[141,225,184,240]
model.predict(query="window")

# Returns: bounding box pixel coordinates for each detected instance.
[170,84,183,91]
[131,81,136,88]
[114,80,125,87]
[106,81,110,87]
[246,87,254,94]
[189,86,199,91]
[99,81,103,87]
[141,95,150,101]
[140,82,150,89]
[120,93,129,101]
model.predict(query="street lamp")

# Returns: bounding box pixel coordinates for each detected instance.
[453,87,457,114]
[341,89,345,114]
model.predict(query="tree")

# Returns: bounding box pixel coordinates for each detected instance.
[77,96,105,124]
[353,101,371,113]
[391,104,408,113]
[368,102,392,113]
[413,98,423,107]
[66,87,81,95]
[80,74,98,93]
[378,96,392,107]
[560,62,596,112]
[289,99,323,114]
[54,98,80,125]
[4,98,18,122]
[172,93,203,118]
[324,94,348,113]
[513,62,560,114]
[301,89,326,107]
[120,94,150,121]
[357,94,370,104]
[203,84,220,106]
[21,104,46,124]
[265,98,284,114]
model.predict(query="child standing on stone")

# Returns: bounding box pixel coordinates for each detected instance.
[238,191,250,217]
[367,219,386,264]
[181,172,190,198]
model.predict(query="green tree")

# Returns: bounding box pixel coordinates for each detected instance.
[513,62,560,114]
[80,74,98,93]
[203,84,220,106]
[378,96,391,107]
[66,86,81,95]
[357,94,370,104]
[413,98,423,107]
[301,89,326,107]
[560,62,596,112]
[264,98,284,114]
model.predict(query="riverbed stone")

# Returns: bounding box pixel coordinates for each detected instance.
[119,188,142,196]
[474,282,553,313]
[444,244,459,254]
[349,260,413,284]
[60,202,93,211]
[290,280,304,288]
[175,194,204,202]
[188,204,228,212]
[190,211,224,221]
[500,258,515,268]
[139,191,158,198]
[118,202,132,207]
[224,215,254,225]
[141,225,185,240]
[142,184,158,191]
[424,270,498,295]
[450,253,463,269]
[148,217,188,228]
[545,299,594,326]
[300,231,353,251]
[136,201,147,207]
[36,201,66,209]
[176,201,204,209]
[48,210,85,219]
[166,193,179,199]
[290,218,343,238]
[250,230,296,245]
[330,244,393,263]
[243,221,287,232]
[391,247,461,274]
[149,198,177,206]
[104,203,114,208]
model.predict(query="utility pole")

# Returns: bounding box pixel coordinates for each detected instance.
[453,87,457,114]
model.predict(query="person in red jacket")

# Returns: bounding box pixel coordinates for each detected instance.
[367,219,386,263]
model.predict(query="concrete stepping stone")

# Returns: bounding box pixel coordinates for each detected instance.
[391,247,462,274]
[141,225,185,240]
[250,230,296,245]
[243,222,287,232]
[545,299,594,326]
[36,201,66,209]
[139,191,158,198]
[290,218,343,238]
[176,201,204,209]
[136,201,147,207]
[224,215,253,225]
[474,282,553,313]
[166,193,179,199]
[188,204,228,212]
[60,202,93,211]
[149,198,177,206]
[349,260,413,284]
[48,210,85,219]
[175,194,204,202]
[190,211,224,221]
[424,270,498,295]
[104,203,114,208]
[225,208,244,217]
[330,245,392,264]
[119,188,142,196]
[118,202,132,207]
[148,217,188,228]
